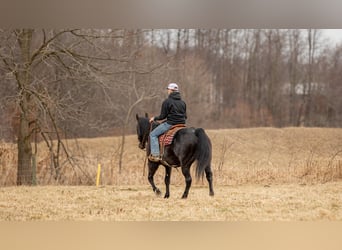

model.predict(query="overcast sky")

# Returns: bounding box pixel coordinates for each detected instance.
[322,29,342,44]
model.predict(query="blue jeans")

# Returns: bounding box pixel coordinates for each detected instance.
[150,122,172,156]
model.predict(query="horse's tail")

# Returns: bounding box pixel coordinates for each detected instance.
[194,128,212,179]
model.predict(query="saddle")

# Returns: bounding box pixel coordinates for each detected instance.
[159,124,186,150]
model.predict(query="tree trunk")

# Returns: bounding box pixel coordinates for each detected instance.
[17,95,33,185]
[16,29,34,185]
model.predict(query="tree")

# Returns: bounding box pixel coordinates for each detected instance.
[114,29,168,173]
[0,29,131,184]
[287,29,304,126]
[297,29,322,126]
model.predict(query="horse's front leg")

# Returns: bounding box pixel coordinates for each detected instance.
[148,162,161,196]
[164,166,172,198]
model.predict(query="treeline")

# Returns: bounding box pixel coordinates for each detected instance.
[1,29,342,142]
[161,29,342,128]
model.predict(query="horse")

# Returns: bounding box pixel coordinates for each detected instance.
[135,113,214,199]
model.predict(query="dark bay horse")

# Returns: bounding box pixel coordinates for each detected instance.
[135,113,214,199]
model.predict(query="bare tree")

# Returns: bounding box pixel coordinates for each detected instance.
[0,29,133,184]
[300,29,321,126]
[287,29,304,126]
[107,30,174,173]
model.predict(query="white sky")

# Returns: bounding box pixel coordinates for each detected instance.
[321,29,342,44]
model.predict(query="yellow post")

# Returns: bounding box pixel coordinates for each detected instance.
[96,163,101,187]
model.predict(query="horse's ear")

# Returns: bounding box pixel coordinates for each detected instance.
[135,114,139,121]
[145,113,149,118]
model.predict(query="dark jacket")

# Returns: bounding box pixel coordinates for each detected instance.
[154,92,187,125]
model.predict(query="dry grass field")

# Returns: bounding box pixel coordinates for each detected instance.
[1,127,342,221]
[0,183,342,221]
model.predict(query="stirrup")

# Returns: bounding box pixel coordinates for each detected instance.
[148,154,161,162]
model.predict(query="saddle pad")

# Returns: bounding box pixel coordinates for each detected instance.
[159,124,186,146]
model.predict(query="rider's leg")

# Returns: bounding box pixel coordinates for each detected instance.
[149,122,172,160]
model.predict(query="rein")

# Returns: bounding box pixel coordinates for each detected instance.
[145,120,154,146]
[142,120,154,176]
[140,119,154,150]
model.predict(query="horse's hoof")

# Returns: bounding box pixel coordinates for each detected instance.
[164,194,170,199]
[181,194,188,199]
[209,191,214,196]
[155,189,162,196]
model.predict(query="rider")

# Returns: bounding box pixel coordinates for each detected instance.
[148,83,187,162]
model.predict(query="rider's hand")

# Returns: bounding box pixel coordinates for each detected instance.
[149,117,154,123]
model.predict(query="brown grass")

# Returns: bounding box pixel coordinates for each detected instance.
[1,127,342,186]
[1,127,342,221]
[0,183,341,221]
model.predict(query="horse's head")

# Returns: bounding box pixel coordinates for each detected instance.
[135,113,150,150]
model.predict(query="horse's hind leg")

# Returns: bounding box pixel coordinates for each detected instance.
[164,166,171,198]
[148,162,161,196]
[205,166,214,196]
[181,166,192,199]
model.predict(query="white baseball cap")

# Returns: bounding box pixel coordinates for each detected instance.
[167,83,179,91]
